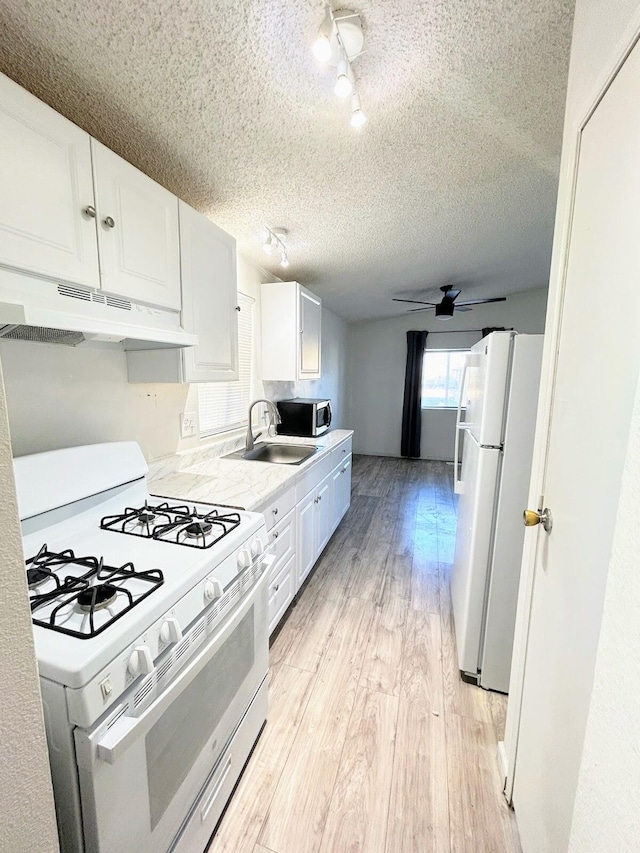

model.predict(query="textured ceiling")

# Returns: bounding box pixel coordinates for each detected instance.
[0,0,574,321]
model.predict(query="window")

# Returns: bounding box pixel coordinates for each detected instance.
[421,349,469,409]
[198,292,254,436]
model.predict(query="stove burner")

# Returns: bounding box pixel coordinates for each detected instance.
[184,520,213,539]
[27,567,50,589]
[26,545,164,639]
[77,583,118,612]
[101,501,242,549]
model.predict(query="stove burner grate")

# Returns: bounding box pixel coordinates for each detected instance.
[100,501,242,549]
[26,544,164,639]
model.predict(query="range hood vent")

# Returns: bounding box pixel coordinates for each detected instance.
[0,324,85,347]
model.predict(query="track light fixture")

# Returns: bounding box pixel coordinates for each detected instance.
[350,92,367,128]
[262,227,290,269]
[312,6,367,127]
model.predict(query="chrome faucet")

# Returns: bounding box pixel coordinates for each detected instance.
[246,399,281,452]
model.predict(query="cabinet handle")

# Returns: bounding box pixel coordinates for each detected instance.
[273,508,278,516]
[341,467,346,473]
[84,205,96,218]
[104,216,116,228]
[318,495,322,502]
[272,531,279,539]
[342,449,346,453]
[273,584,279,592]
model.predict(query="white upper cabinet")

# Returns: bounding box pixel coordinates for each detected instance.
[261,281,322,381]
[126,202,239,383]
[91,140,181,310]
[0,74,100,288]
[179,201,238,382]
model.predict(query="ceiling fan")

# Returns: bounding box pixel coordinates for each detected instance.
[393,285,507,319]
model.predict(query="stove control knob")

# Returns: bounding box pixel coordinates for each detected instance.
[160,617,182,645]
[128,645,154,677]
[204,577,222,602]
[237,549,252,571]
[251,538,264,558]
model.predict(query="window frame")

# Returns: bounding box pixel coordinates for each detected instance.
[420,347,470,410]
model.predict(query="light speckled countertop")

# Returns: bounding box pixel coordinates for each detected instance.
[149,429,354,512]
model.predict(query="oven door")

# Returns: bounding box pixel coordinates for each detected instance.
[73,570,268,853]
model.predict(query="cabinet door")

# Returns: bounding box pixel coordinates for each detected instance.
[299,287,321,378]
[92,140,181,309]
[0,74,99,287]
[179,202,238,382]
[336,454,352,523]
[296,490,317,589]
[315,474,333,557]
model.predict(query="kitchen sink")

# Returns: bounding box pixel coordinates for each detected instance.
[223,443,320,465]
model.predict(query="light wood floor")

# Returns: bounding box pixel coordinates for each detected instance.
[210,456,521,853]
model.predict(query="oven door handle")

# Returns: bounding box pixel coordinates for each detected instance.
[95,567,269,766]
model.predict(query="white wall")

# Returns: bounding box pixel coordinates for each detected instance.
[549,1,640,848]
[0,359,59,852]
[346,287,548,459]
[263,305,348,429]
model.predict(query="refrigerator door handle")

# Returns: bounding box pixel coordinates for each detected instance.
[454,362,469,494]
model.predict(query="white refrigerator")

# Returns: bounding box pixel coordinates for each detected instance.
[451,331,543,693]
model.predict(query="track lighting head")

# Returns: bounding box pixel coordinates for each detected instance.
[262,227,290,268]
[335,58,353,98]
[312,4,333,62]
[350,92,367,128]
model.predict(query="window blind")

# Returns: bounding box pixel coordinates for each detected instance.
[198,292,254,436]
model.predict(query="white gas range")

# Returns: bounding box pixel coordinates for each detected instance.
[15,441,272,853]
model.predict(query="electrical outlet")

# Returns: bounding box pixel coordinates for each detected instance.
[180,411,197,439]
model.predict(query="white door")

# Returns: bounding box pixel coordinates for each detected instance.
[0,73,100,288]
[296,490,317,588]
[91,140,181,309]
[451,432,501,678]
[299,287,321,378]
[179,201,238,382]
[511,40,640,853]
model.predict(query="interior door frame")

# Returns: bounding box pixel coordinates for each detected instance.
[503,13,640,802]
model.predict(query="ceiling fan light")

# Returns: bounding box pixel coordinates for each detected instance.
[435,302,454,319]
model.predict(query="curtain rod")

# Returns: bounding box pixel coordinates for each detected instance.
[425,327,514,334]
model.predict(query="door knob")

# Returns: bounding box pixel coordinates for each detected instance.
[523,507,553,533]
[103,215,116,228]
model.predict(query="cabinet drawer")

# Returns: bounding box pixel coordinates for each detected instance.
[295,453,333,503]
[268,554,295,636]
[267,508,295,581]
[331,436,353,468]
[260,484,295,532]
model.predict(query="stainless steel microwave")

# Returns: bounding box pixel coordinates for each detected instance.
[276,398,332,437]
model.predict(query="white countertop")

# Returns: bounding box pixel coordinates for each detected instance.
[149,429,354,511]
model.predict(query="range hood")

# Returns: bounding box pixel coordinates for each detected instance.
[0,273,198,349]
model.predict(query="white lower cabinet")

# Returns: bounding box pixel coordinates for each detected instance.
[332,454,352,531]
[268,554,296,636]
[265,437,353,637]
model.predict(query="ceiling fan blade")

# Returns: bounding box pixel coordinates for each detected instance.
[392,298,438,306]
[456,306,473,312]
[456,297,507,307]
[407,306,436,313]
[442,288,461,302]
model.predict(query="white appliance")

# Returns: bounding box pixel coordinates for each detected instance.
[451,331,543,693]
[14,442,272,853]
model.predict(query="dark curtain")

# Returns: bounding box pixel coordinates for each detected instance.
[401,330,428,458]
